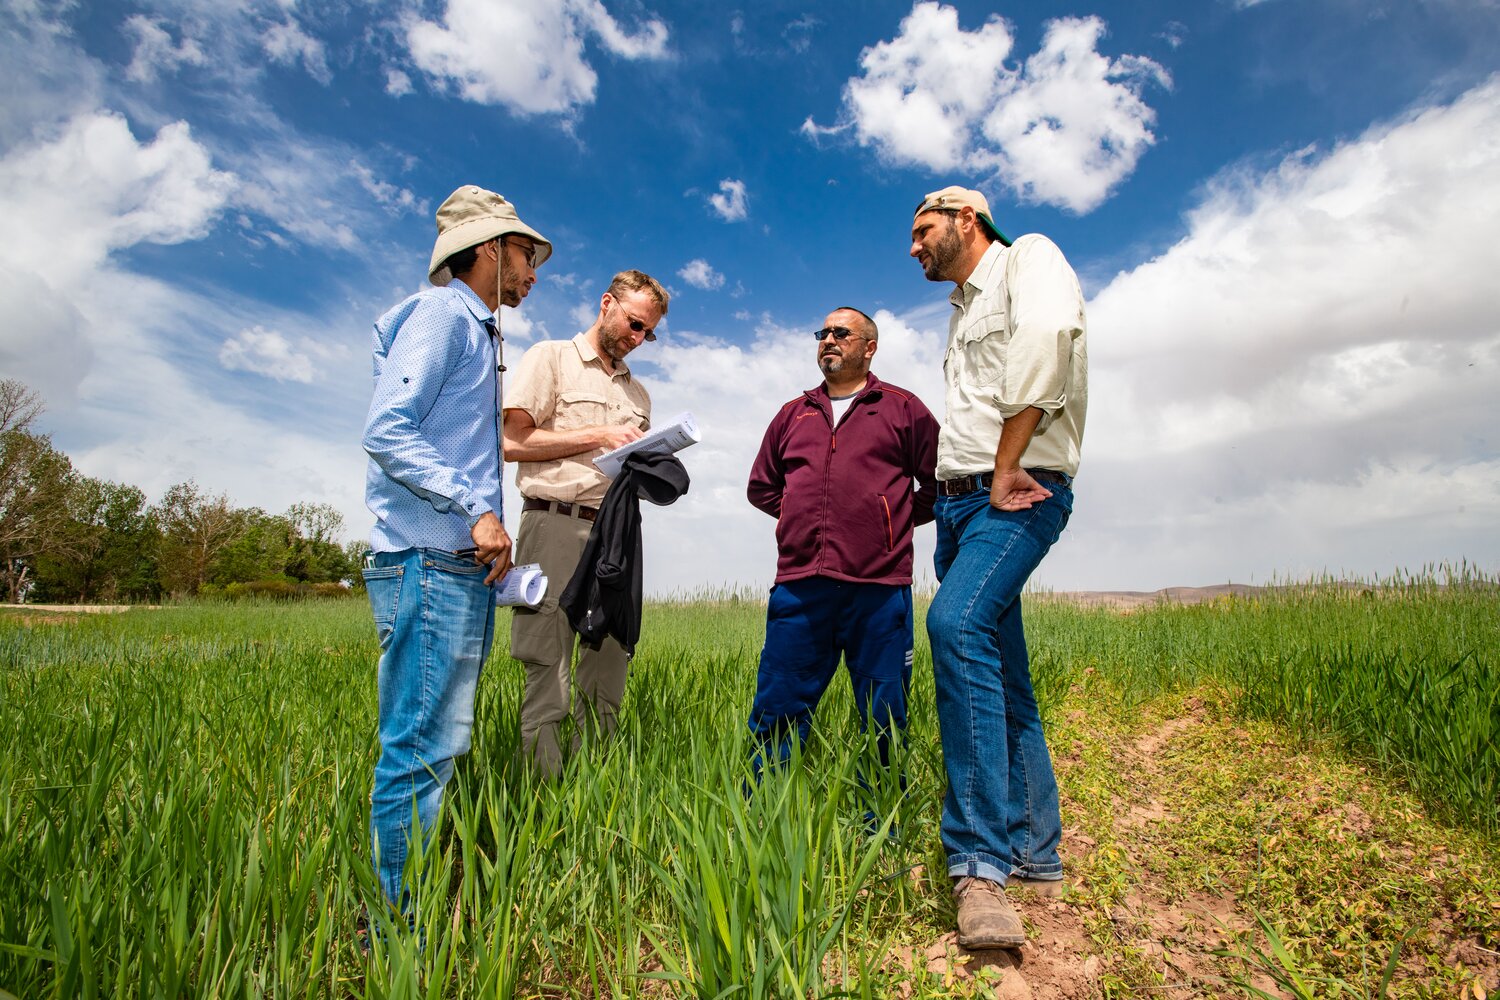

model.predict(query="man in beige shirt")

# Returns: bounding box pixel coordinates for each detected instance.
[909,186,1088,950]
[502,269,669,778]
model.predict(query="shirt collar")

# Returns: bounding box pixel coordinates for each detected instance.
[572,331,630,377]
[809,373,880,402]
[948,241,1006,311]
[449,278,496,325]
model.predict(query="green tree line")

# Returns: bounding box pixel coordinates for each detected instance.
[0,379,362,603]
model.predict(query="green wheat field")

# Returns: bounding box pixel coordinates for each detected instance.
[2,567,1497,998]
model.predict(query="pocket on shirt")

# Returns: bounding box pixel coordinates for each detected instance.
[555,390,609,432]
[959,314,1005,387]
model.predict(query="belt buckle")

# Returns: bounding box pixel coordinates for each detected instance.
[941,475,977,497]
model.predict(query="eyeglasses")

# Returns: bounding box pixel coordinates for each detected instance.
[609,295,657,341]
[813,326,859,341]
[501,238,538,268]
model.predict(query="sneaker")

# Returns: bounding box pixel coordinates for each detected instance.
[953,876,1026,949]
[1009,875,1067,899]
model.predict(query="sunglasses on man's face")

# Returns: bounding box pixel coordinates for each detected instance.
[617,304,658,342]
[501,238,538,268]
[813,326,859,341]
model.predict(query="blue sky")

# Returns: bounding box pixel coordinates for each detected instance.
[1,0,1497,593]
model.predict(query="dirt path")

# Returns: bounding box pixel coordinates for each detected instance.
[907,708,1248,998]
[898,700,1500,999]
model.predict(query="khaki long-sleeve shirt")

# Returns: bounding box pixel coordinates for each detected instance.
[938,235,1089,480]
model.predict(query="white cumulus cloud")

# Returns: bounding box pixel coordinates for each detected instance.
[385,68,413,97]
[219,325,318,383]
[677,258,725,290]
[1057,76,1500,588]
[0,111,236,271]
[402,0,669,115]
[812,2,1169,214]
[707,178,749,222]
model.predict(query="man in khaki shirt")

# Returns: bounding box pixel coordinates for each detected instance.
[909,186,1088,951]
[502,269,668,778]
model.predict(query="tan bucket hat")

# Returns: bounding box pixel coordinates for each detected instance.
[914,185,1011,247]
[428,185,552,286]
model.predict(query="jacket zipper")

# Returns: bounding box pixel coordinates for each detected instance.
[818,401,834,572]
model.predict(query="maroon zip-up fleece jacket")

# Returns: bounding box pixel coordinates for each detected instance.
[747,374,939,586]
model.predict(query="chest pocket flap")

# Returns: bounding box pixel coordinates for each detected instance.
[555,389,608,432]
[959,311,1006,387]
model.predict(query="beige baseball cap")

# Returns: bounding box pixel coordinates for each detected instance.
[428,185,552,286]
[913,185,1011,246]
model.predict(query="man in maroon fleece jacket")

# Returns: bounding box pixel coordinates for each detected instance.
[745,306,939,816]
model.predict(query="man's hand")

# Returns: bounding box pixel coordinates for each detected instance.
[595,424,645,451]
[989,467,1052,511]
[505,408,648,462]
[470,511,513,584]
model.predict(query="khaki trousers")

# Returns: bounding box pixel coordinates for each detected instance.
[509,505,628,778]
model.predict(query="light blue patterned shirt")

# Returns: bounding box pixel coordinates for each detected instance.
[363,279,503,553]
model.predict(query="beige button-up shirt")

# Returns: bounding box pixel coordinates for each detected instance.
[939,235,1089,480]
[505,333,652,505]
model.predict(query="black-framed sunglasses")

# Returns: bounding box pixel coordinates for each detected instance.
[626,317,658,343]
[500,238,538,268]
[611,297,658,342]
[813,326,858,341]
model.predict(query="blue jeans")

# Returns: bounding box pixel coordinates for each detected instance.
[748,577,913,786]
[364,548,496,911]
[928,481,1072,885]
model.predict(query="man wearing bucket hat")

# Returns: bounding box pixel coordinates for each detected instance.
[909,185,1088,949]
[361,184,550,914]
[501,268,669,779]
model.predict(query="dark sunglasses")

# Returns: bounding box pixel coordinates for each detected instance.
[813,326,858,341]
[612,298,658,342]
[627,317,658,343]
[501,238,538,268]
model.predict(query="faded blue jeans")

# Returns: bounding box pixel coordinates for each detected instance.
[928,480,1072,885]
[364,547,495,911]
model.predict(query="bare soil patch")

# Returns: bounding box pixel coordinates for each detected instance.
[897,704,1257,997]
[1,603,145,614]
[1038,584,1268,611]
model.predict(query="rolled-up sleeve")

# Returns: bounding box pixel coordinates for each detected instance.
[362,299,486,523]
[998,235,1086,429]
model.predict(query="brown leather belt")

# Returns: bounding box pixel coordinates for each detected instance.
[522,497,599,522]
[937,469,1071,496]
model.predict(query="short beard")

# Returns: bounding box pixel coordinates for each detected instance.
[923,216,962,281]
[820,349,866,382]
[498,258,528,308]
[600,326,630,362]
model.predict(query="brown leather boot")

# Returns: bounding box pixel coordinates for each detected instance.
[954,876,1025,949]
